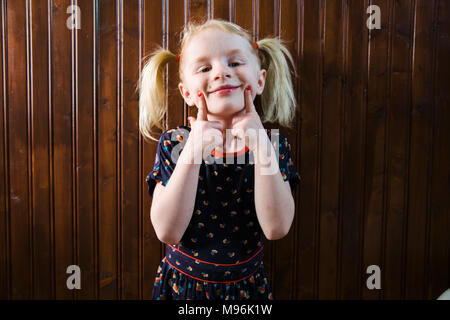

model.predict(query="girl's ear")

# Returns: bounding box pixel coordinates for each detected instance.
[256,69,267,95]
[178,82,195,106]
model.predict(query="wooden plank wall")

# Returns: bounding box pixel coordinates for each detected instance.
[0,0,449,300]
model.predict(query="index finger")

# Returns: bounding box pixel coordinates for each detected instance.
[244,86,256,113]
[196,92,208,121]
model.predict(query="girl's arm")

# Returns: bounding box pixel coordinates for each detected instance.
[151,93,223,245]
[231,88,296,241]
[150,138,201,244]
[253,134,296,240]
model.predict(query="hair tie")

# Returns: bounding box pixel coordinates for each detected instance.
[175,54,180,62]
[253,41,259,49]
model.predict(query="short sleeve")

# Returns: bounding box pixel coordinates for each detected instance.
[270,130,301,192]
[145,126,189,197]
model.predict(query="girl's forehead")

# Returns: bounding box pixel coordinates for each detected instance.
[182,28,252,58]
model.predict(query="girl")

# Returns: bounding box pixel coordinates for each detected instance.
[139,19,300,300]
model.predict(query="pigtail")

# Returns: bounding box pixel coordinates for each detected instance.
[257,38,297,128]
[138,46,177,142]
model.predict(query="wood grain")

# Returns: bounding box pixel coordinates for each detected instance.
[0,0,448,300]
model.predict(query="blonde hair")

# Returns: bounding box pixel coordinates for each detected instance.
[138,18,297,142]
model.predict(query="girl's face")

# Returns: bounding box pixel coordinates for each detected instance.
[178,28,266,118]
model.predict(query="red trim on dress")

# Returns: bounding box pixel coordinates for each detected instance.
[167,244,263,266]
[163,257,260,284]
[211,145,249,158]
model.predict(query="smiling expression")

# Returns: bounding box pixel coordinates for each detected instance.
[178,27,266,118]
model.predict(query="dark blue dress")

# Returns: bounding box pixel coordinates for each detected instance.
[146,125,300,300]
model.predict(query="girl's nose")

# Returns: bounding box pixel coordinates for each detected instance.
[213,63,232,81]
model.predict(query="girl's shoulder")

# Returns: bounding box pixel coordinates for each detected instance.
[264,128,288,145]
[160,125,191,136]
[157,125,191,145]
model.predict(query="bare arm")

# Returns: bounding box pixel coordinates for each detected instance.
[150,139,201,245]
[150,92,223,245]
[253,135,295,240]
[230,87,296,241]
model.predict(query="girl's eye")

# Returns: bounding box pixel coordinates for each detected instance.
[198,61,241,73]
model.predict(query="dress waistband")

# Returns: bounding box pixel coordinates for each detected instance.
[164,245,264,283]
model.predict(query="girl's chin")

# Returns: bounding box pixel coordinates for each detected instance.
[206,97,245,114]
[207,106,243,116]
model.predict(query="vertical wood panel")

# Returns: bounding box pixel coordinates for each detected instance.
[257,0,278,299]
[77,0,97,299]
[318,0,344,299]
[122,0,140,299]
[167,0,185,130]
[362,0,390,300]
[0,0,8,300]
[234,0,253,34]
[47,0,56,298]
[339,0,367,299]
[71,0,79,300]
[428,0,450,300]
[30,0,52,299]
[406,0,433,299]
[424,0,440,298]
[188,0,208,21]
[97,0,118,298]
[142,0,164,300]
[385,0,414,300]
[116,0,123,300]
[7,0,31,299]
[184,0,206,125]
[52,0,74,299]
[278,0,299,300]
[292,0,304,300]
[298,0,321,300]
[212,0,231,20]
[25,0,34,299]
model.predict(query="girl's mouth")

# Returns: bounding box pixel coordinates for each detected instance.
[211,86,241,95]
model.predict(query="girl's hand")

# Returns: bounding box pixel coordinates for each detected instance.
[187,92,224,162]
[230,86,265,152]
